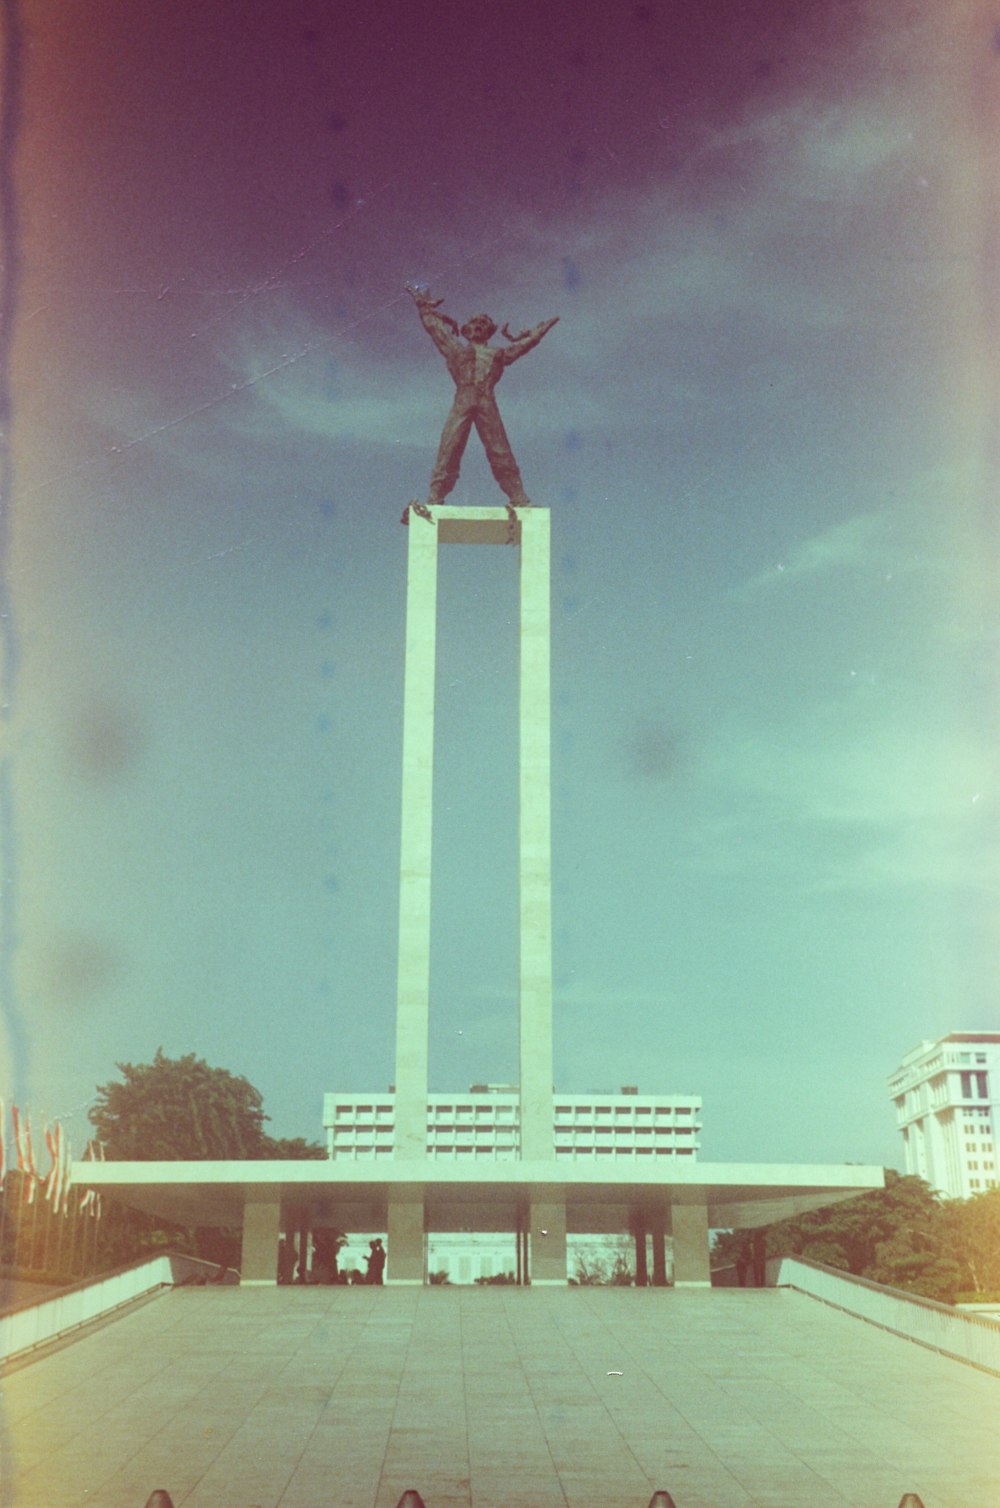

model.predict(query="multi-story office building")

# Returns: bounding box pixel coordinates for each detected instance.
[323,1085,702,1164]
[888,1033,1000,1197]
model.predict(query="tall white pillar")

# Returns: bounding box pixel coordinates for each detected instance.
[518,510,554,1161]
[394,520,438,1160]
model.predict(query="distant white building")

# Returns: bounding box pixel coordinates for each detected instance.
[888,1033,1000,1197]
[322,1085,702,1163]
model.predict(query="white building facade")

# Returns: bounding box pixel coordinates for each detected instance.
[888,1033,1000,1197]
[322,1086,702,1165]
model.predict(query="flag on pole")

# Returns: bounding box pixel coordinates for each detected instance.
[61,1134,73,1217]
[51,1123,65,1216]
[44,1124,58,1202]
[23,1110,37,1205]
[12,1103,25,1171]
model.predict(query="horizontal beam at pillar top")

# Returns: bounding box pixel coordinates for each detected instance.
[410,504,541,546]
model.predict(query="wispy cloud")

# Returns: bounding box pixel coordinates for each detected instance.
[695,707,1000,891]
[737,511,891,595]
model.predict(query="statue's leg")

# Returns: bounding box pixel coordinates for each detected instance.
[475,403,529,505]
[428,404,474,502]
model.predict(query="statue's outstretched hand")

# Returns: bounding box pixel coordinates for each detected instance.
[405,283,440,308]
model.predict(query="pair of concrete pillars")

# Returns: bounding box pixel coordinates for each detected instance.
[632,1200,712,1287]
[394,507,555,1167]
[386,1188,570,1286]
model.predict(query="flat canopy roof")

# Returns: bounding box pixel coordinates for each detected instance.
[72,1158,884,1231]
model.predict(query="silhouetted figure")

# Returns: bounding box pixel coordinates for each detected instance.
[308,1229,339,1284]
[277,1238,295,1285]
[366,1237,386,1285]
[735,1241,752,1287]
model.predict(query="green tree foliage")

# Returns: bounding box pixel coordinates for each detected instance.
[90,1049,269,1160]
[756,1173,944,1278]
[713,1174,1000,1305]
[261,1136,326,1159]
[945,1187,1000,1294]
[85,1051,330,1273]
[574,1237,634,1286]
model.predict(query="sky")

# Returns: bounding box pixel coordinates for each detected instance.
[1,0,997,1174]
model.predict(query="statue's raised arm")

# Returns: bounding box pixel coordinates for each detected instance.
[405,284,461,358]
[501,316,559,365]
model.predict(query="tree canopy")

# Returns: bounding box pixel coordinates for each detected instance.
[90,1048,273,1160]
[712,1173,1000,1303]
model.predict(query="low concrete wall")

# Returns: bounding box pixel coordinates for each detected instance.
[0,1253,228,1366]
[772,1254,1000,1377]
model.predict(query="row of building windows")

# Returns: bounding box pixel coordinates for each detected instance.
[326,1144,695,1159]
[554,1105,695,1117]
[330,1100,699,1118]
[890,1050,989,1093]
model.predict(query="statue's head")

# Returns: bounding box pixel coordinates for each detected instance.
[461,313,497,343]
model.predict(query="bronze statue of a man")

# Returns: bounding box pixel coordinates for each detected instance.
[405,284,558,515]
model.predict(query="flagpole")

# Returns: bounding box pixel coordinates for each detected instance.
[12,1170,24,1271]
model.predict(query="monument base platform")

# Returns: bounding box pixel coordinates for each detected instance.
[73,1157,884,1286]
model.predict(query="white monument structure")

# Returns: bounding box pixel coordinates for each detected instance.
[74,501,884,1284]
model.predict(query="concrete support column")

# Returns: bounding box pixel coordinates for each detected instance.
[671,1196,711,1287]
[528,1188,566,1285]
[387,1186,425,1285]
[632,1214,649,1287]
[518,510,554,1161]
[295,1209,309,1284]
[395,522,438,1160]
[649,1209,668,1287]
[241,1193,282,1286]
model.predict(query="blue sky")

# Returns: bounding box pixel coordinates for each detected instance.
[2,0,997,1171]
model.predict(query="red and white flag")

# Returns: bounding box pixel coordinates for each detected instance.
[45,1121,63,1212]
[22,1110,37,1205]
[44,1124,58,1202]
[60,1134,73,1216]
[11,1103,25,1171]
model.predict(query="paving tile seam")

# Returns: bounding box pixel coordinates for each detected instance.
[369,1291,469,1508]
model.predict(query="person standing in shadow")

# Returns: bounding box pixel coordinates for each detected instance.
[366,1238,386,1285]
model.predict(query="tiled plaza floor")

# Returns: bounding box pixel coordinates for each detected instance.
[2,1285,998,1508]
